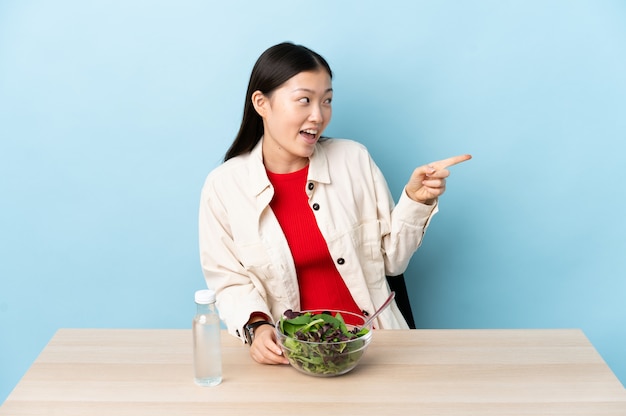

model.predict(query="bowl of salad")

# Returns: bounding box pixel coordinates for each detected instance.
[275,309,372,377]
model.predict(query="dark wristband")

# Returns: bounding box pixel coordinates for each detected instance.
[244,320,274,345]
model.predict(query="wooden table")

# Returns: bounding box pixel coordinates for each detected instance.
[1,329,625,415]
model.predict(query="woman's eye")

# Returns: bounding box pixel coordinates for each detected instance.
[299,97,310,103]
[324,98,332,104]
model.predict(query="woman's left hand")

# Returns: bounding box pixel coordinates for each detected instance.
[405,154,472,205]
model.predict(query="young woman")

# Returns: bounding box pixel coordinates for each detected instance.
[199,42,470,365]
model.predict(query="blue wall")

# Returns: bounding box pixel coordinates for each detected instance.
[1,1,625,402]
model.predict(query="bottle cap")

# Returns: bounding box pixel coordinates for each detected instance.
[195,289,216,304]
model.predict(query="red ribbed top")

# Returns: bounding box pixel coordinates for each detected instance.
[267,165,363,325]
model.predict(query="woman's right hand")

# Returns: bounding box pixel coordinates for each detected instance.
[249,324,290,365]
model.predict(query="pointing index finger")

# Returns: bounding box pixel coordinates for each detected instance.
[430,154,472,170]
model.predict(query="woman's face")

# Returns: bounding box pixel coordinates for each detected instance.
[254,69,333,173]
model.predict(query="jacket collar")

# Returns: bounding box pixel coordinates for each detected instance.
[248,136,331,199]
[308,137,331,185]
[248,138,270,197]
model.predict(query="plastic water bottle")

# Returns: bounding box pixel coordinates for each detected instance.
[192,289,222,386]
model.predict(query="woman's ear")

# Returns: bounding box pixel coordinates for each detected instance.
[251,90,268,117]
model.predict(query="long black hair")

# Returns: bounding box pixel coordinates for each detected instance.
[223,42,333,162]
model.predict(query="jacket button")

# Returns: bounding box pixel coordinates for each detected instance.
[337,258,345,265]
[312,203,320,210]
[308,182,314,190]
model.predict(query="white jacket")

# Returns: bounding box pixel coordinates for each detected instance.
[199,137,437,341]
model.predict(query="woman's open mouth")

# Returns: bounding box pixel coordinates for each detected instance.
[300,129,318,143]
